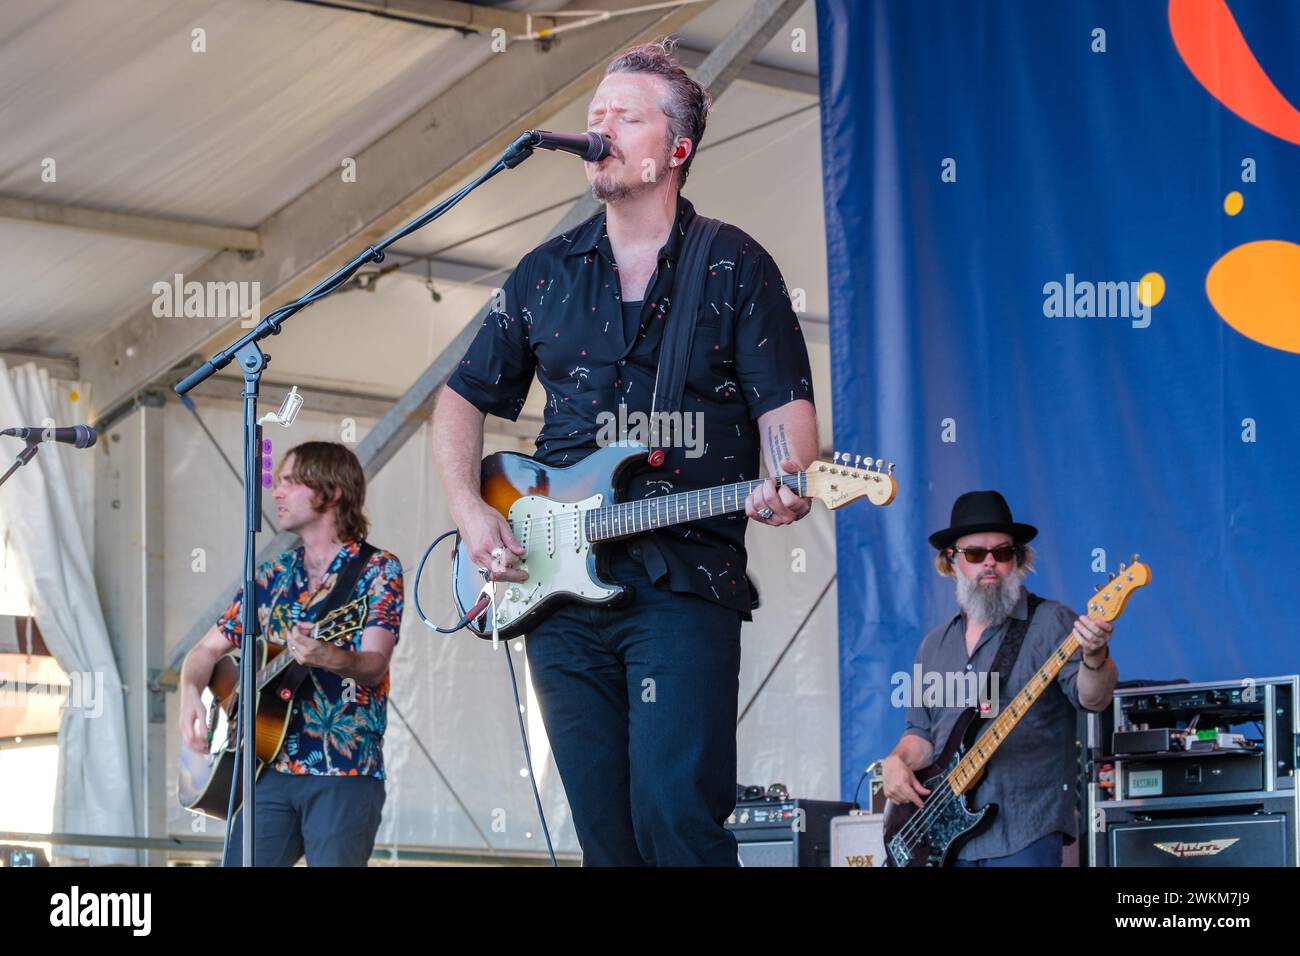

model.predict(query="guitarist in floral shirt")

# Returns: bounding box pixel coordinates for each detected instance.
[179,442,403,866]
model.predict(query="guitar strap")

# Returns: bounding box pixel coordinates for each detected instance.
[647,213,723,444]
[299,541,377,627]
[987,592,1045,705]
[643,213,762,611]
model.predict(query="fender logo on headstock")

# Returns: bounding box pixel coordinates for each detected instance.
[806,451,899,510]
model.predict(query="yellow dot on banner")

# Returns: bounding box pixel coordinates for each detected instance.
[68,390,79,402]
[1136,272,1165,308]
[1223,191,1244,216]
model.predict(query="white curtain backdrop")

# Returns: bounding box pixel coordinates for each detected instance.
[0,360,136,864]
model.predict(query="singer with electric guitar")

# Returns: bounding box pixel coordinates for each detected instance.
[433,42,857,867]
[881,491,1131,867]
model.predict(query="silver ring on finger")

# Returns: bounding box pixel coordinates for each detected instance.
[490,546,505,560]
[758,507,775,520]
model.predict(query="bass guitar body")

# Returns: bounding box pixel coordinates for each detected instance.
[882,707,996,867]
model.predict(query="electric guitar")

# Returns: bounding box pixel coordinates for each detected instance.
[450,441,898,639]
[882,556,1151,866]
[177,597,369,820]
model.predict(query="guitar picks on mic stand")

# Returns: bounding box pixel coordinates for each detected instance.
[256,386,304,487]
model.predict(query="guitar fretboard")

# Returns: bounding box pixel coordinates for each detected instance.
[256,643,295,690]
[247,601,364,690]
[946,628,1084,795]
[945,565,1143,794]
[583,473,806,542]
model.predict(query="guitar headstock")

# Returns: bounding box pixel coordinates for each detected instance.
[1086,554,1152,622]
[803,451,898,510]
[313,597,369,645]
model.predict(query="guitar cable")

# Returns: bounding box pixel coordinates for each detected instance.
[219,728,242,865]
[414,527,559,867]
[413,529,490,633]
[217,684,249,866]
[504,643,558,867]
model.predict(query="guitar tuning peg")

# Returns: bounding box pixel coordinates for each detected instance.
[887,462,896,475]
[832,451,840,464]
[1118,562,1126,572]
[1130,553,1140,564]
[853,454,862,469]
[1108,572,1116,580]
[1094,583,1104,592]
[875,458,884,471]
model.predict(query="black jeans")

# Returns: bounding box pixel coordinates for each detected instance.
[525,543,743,866]
[222,770,385,867]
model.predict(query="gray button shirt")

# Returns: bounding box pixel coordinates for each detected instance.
[903,589,1094,861]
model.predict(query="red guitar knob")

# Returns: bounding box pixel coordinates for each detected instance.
[647,449,666,467]
[279,688,292,700]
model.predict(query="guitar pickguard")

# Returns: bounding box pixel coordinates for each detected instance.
[884,718,995,867]
[488,493,614,631]
[892,753,990,867]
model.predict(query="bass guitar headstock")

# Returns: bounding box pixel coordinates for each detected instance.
[1086,555,1152,622]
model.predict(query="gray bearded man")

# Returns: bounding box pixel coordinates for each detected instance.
[882,490,1119,866]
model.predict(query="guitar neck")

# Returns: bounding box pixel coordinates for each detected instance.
[945,626,1085,795]
[586,472,805,543]
[256,646,293,690]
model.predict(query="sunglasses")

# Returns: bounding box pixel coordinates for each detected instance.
[951,544,1019,564]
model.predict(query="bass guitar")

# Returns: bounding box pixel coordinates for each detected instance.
[882,556,1151,866]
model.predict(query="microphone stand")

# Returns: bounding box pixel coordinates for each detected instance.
[173,132,542,867]
[0,440,40,489]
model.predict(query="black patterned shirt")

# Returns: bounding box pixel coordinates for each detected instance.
[446,194,814,618]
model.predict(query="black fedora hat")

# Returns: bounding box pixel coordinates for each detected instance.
[928,490,1038,551]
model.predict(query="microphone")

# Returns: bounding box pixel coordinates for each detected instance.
[527,130,612,162]
[1,425,98,448]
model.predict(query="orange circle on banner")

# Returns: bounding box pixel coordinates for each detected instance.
[1206,240,1300,353]
[1223,191,1244,215]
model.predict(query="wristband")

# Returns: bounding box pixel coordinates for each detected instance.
[1082,644,1109,671]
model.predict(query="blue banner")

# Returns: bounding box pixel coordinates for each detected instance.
[815,0,1300,798]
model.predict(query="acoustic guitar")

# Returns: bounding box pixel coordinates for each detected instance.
[177,597,368,820]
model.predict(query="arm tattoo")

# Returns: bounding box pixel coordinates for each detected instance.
[767,423,791,476]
